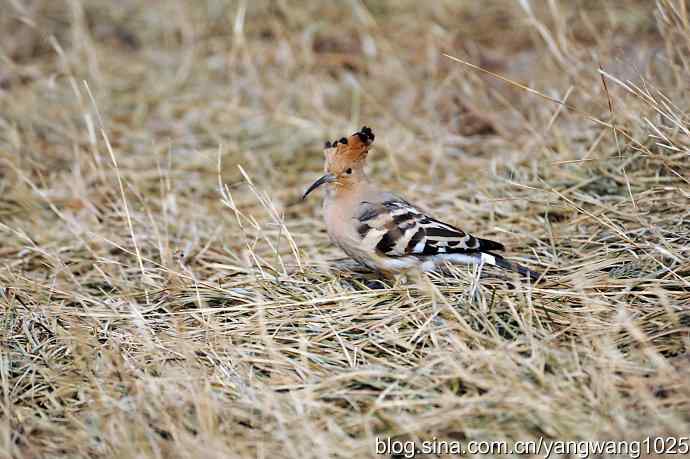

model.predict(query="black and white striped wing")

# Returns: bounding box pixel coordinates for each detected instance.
[355,198,504,257]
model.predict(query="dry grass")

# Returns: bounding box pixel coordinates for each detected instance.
[2,1,690,457]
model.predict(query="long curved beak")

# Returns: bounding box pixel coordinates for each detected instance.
[302,173,336,200]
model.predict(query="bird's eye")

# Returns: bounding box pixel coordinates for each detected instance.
[345,168,353,175]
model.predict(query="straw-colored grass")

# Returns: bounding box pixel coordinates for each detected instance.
[2,1,689,458]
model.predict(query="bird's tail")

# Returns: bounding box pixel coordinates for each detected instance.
[480,252,541,281]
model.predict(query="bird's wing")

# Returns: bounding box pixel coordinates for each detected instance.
[354,197,504,257]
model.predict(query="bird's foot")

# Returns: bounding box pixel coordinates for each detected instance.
[365,279,389,290]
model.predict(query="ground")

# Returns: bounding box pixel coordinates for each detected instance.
[1,1,689,458]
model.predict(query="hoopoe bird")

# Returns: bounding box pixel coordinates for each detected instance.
[302,126,540,281]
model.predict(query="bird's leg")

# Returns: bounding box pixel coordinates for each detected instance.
[391,271,410,288]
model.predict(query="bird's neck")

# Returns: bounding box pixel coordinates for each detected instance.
[326,174,373,205]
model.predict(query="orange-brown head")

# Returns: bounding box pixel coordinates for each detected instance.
[302,126,375,199]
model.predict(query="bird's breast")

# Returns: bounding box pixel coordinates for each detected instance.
[323,198,368,254]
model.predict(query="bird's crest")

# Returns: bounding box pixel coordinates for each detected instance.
[324,126,375,169]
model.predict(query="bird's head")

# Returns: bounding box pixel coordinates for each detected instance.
[302,126,375,199]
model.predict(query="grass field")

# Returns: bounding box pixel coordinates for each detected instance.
[2,1,690,457]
